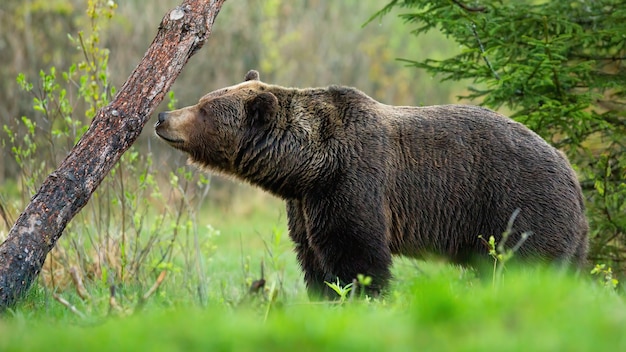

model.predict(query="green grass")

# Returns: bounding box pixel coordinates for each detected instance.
[1,188,626,351]
[2,265,625,351]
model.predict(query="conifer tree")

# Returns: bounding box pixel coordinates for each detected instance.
[373,0,626,269]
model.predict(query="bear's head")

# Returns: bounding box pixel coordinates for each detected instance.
[155,70,281,173]
[155,70,360,198]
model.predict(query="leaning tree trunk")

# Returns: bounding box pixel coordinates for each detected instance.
[0,0,227,310]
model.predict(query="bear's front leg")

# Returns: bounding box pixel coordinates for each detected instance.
[286,200,328,299]
[302,190,393,299]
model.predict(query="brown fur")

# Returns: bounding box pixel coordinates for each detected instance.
[155,70,589,298]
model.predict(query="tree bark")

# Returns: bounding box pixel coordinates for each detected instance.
[0,0,227,310]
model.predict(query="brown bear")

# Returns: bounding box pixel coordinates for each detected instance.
[155,70,588,298]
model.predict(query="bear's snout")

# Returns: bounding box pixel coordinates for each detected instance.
[156,111,169,126]
[155,110,186,145]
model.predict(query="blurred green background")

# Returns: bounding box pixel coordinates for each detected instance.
[1,2,625,350]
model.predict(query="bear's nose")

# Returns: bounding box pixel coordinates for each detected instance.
[157,111,169,125]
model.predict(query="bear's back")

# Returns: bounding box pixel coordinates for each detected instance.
[379,104,586,264]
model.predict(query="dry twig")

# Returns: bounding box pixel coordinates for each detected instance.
[69,266,91,301]
[142,270,167,302]
[108,285,123,315]
[52,293,86,319]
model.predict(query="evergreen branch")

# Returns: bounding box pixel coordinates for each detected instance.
[571,54,626,61]
[364,0,399,27]
[543,17,563,99]
[451,0,487,13]
[471,23,500,80]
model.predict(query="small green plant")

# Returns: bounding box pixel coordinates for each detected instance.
[325,278,354,303]
[356,273,373,287]
[232,227,292,319]
[591,264,619,290]
[325,274,373,303]
[479,209,532,287]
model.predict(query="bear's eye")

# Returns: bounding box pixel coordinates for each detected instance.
[199,105,214,120]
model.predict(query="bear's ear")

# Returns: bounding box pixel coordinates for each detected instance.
[244,70,260,81]
[247,92,278,125]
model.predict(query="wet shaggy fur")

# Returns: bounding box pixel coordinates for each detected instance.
[155,70,589,298]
